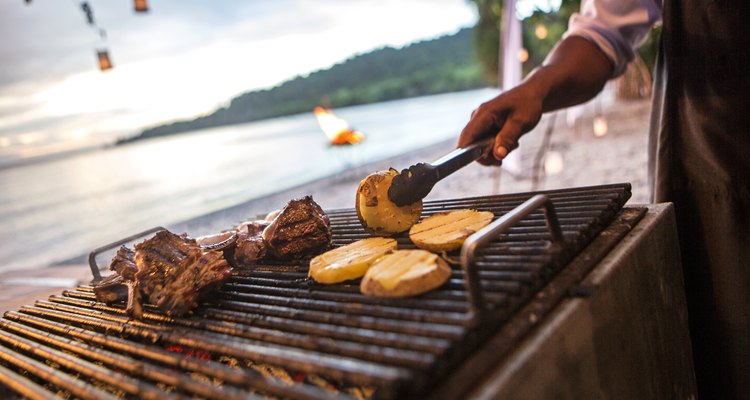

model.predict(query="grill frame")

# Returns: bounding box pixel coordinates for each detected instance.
[1,183,635,399]
[427,206,646,399]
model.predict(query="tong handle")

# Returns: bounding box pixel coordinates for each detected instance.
[88,226,165,281]
[460,194,563,325]
[431,137,495,180]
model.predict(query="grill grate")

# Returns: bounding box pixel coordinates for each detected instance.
[0,183,632,399]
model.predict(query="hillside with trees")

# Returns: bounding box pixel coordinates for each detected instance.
[121,28,486,143]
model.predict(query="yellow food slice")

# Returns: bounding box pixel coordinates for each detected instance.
[360,249,451,298]
[409,209,494,252]
[309,237,397,284]
[356,169,423,236]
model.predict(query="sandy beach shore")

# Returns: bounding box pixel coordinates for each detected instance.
[0,93,651,312]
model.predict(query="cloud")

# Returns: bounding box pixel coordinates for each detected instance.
[0,0,477,162]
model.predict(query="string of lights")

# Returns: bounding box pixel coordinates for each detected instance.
[25,0,150,71]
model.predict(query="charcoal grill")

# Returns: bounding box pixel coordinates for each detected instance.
[0,183,646,399]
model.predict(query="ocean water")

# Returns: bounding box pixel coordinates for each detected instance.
[0,88,498,273]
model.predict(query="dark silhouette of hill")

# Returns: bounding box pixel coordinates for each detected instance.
[120,27,485,144]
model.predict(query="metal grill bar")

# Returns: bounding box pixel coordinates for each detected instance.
[461,194,562,322]
[0,324,183,400]
[34,297,436,370]
[2,311,331,400]
[0,343,119,400]
[0,363,57,400]
[0,183,632,400]
[56,293,453,353]
[18,303,411,387]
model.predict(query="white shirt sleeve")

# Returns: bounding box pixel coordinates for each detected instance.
[564,0,662,77]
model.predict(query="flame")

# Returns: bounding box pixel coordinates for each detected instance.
[314,106,365,145]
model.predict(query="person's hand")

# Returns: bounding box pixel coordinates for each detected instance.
[458,82,544,166]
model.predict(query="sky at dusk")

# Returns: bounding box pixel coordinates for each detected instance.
[0,0,478,163]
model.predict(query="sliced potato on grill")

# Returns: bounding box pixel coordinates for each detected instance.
[360,249,451,298]
[356,169,423,236]
[309,237,397,284]
[409,209,494,252]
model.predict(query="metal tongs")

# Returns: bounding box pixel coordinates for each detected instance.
[388,137,495,206]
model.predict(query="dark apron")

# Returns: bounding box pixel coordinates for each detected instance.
[648,0,750,398]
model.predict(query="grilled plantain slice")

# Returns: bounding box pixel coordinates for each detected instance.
[360,249,451,298]
[409,209,494,252]
[356,169,423,236]
[309,237,397,284]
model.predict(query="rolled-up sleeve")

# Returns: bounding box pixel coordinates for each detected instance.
[564,0,662,77]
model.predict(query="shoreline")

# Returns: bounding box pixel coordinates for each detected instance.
[57,94,652,268]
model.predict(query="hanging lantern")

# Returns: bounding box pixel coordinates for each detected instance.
[134,0,148,12]
[97,50,113,71]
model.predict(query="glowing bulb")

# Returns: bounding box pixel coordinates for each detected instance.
[134,0,148,12]
[544,151,564,175]
[535,24,548,40]
[593,116,608,137]
[97,50,113,71]
[517,48,529,62]
[0,137,10,148]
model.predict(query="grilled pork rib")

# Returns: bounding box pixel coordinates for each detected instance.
[94,231,232,319]
[134,230,232,317]
[93,197,330,318]
[109,246,137,279]
[93,246,137,303]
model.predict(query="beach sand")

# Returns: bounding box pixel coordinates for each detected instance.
[0,94,651,312]
[173,94,651,236]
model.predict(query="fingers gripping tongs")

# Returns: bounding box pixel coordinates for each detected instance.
[387,137,495,206]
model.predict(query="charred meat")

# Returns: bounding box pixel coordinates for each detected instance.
[93,246,137,303]
[94,230,232,319]
[134,230,232,317]
[262,196,332,259]
[93,273,129,303]
[232,220,269,266]
[109,246,137,279]
[93,196,330,318]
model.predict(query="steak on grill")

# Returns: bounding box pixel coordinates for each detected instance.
[134,230,232,317]
[262,196,332,259]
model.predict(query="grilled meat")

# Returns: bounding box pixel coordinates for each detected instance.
[262,196,332,259]
[93,273,129,303]
[232,220,269,266]
[94,230,232,318]
[93,197,330,318]
[93,246,137,303]
[134,230,232,317]
[109,246,137,279]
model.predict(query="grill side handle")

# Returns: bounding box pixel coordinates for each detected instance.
[88,226,166,282]
[460,194,563,325]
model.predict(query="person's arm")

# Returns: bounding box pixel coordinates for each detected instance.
[458,36,612,165]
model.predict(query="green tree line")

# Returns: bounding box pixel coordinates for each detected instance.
[122,1,660,145]
[120,28,486,144]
